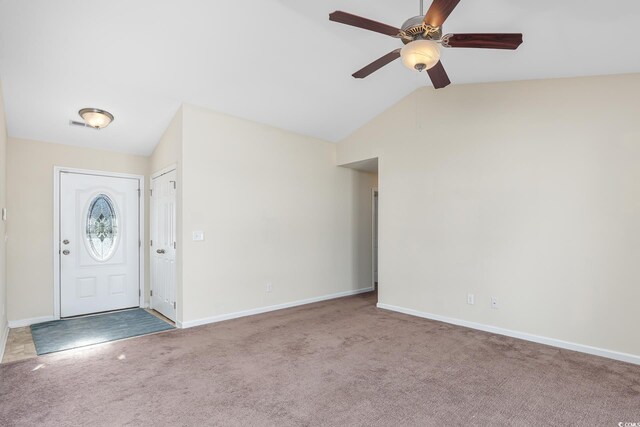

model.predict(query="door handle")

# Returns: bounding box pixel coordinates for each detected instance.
[156,249,166,254]
[62,239,70,245]
[62,250,70,255]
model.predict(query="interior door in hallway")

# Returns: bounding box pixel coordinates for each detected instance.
[60,172,141,318]
[150,169,177,321]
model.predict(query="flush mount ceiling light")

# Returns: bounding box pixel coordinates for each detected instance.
[78,108,114,129]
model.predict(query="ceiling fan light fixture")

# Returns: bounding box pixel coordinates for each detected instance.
[78,108,114,129]
[400,40,441,72]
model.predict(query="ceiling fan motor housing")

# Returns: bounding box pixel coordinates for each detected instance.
[400,15,442,44]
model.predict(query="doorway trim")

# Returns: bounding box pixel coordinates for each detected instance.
[53,167,145,320]
[372,187,378,290]
[151,164,177,180]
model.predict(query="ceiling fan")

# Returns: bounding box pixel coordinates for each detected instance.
[329,0,523,89]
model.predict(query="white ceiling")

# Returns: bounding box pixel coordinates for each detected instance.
[1,0,640,155]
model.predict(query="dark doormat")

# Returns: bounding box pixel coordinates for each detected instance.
[30,308,175,355]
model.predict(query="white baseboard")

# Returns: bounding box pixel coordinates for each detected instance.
[8,315,56,328]
[0,320,9,362]
[377,303,640,366]
[178,287,374,329]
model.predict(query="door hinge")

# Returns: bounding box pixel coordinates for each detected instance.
[170,180,176,190]
[150,189,153,197]
[150,240,153,247]
[139,289,141,297]
[150,290,153,297]
[137,188,141,196]
[174,242,176,249]
[173,301,176,309]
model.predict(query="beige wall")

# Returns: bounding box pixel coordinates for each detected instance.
[0,83,7,339]
[179,104,376,324]
[7,138,149,322]
[338,73,640,358]
[151,106,182,173]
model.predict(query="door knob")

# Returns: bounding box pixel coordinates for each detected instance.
[62,239,70,245]
[156,249,166,254]
[62,250,70,255]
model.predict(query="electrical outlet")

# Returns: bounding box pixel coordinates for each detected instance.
[266,282,272,293]
[467,294,475,305]
[491,297,499,309]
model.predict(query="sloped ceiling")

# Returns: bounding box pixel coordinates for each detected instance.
[1,0,639,155]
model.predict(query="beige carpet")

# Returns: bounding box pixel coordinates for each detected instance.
[1,292,639,426]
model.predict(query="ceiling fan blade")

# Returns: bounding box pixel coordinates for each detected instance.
[427,61,451,89]
[352,49,401,79]
[329,11,401,37]
[423,0,461,27]
[442,33,523,50]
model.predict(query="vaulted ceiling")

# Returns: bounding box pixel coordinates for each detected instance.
[1,0,639,155]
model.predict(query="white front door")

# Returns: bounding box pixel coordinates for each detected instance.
[150,169,177,321]
[60,172,141,318]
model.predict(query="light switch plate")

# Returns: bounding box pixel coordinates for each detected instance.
[192,231,205,241]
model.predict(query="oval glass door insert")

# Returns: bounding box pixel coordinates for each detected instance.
[86,194,118,260]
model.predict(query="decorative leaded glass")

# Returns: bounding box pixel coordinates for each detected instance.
[86,194,118,260]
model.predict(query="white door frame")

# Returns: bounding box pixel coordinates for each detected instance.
[53,166,145,320]
[151,164,177,180]
[372,187,378,289]
[150,164,178,322]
